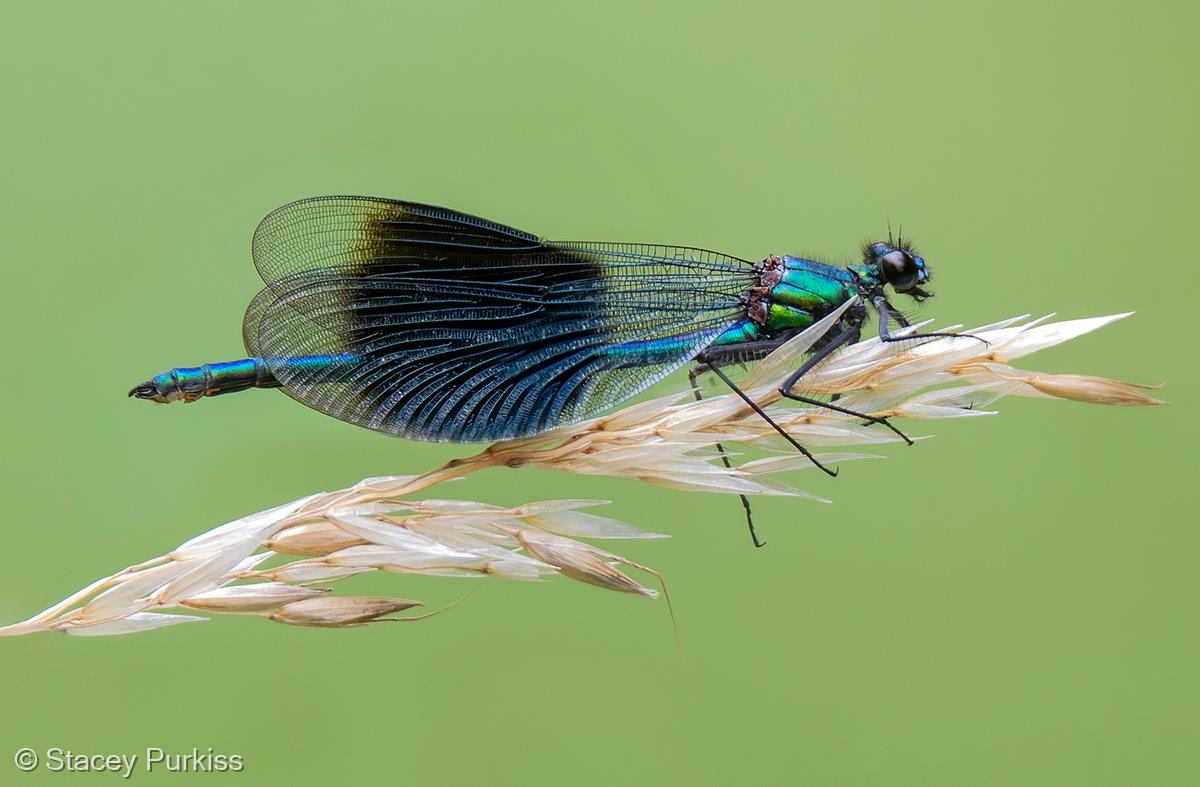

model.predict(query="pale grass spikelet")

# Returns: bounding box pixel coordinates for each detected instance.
[180,583,329,613]
[0,310,1160,637]
[268,596,424,628]
[61,612,209,637]
[264,522,368,557]
[514,529,658,598]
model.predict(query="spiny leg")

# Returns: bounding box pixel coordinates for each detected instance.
[778,325,914,445]
[703,362,839,477]
[689,367,765,548]
[872,295,988,345]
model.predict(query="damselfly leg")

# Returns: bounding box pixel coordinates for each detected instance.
[688,368,765,548]
[777,325,914,445]
[871,295,988,346]
[697,361,838,477]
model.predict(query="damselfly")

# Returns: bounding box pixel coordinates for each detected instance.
[131,196,962,545]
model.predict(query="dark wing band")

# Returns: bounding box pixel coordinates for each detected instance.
[244,196,751,442]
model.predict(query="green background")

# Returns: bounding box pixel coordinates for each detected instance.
[0,2,1194,784]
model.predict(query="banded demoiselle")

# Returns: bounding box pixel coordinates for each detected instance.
[131,196,959,545]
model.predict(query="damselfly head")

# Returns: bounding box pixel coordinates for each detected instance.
[862,240,932,301]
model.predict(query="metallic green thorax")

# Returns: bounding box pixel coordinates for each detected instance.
[709,255,854,348]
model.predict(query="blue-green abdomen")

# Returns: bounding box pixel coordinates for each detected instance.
[710,319,762,347]
[131,354,358,403]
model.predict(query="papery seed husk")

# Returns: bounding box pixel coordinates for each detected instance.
[738,452,882,475]
[265,521,369,556]
[325,545,489,576]
[643,472,817,499]
[659,395,754,435]
[60,612,207,636]
[1026,372,1164,405]
[516,530,656,597]
[901,383,1012,410]
[411,498,505,512]
[403,512,526,531]
[172,494,319,559]
[482,559,557,580]
[180,583,328,613]
[991,313,1130,362]
[598,392,688,431]
[403,518,520,549]
[325,513,479,559]
[953,362,1164,406]
[78,560,192,622]
[516,499,610,514]
[269,596,422,627]
[322,545,429,564]
[894,402,996,420]
[156,538,270,606]
[524,510,668,540]
[258,562,372,584]
[750,423,902,449]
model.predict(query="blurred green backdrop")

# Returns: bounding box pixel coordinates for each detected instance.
[0,1,1194,785]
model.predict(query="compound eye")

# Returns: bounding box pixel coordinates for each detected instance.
[881,250,918,290]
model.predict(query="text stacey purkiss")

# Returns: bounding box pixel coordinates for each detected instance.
[17,747,244,776]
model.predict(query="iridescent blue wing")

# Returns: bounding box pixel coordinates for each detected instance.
[244,196,752,442]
